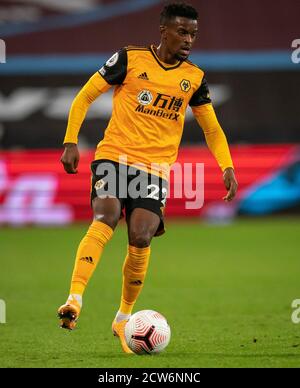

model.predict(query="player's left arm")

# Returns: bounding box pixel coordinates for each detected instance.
[190,78,238,202]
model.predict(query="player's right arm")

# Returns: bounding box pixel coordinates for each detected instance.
[61,73,110,173]
[61,49,128,174]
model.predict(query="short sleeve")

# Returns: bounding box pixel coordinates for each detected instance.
[189,77,212,107]
[98,48,127,85]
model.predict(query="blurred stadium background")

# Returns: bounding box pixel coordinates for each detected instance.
[0,0,299,223]
[0,0,300,368]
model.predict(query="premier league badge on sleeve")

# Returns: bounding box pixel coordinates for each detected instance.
[106,52,119,67]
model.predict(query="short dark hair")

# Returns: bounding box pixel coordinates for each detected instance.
[160,2,198,25]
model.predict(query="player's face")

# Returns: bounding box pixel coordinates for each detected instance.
[163,17,198,61]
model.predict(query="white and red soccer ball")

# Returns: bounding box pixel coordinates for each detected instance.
[125,310,171,355]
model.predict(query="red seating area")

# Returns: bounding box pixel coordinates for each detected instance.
[0,145,295,222]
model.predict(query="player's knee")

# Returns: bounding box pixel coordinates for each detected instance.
[92,198,121,230]
[94,213,119,230]
[129,230,152,248]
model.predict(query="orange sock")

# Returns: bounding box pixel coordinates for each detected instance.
[69,221,113,296]
[119,245,151,315]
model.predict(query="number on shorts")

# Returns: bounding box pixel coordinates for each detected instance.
[147,184,159,201]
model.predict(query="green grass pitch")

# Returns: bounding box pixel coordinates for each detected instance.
[0,218,299,368]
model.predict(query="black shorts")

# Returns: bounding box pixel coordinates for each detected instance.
[90,159,168,237]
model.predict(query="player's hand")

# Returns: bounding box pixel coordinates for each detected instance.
[222,167,238,202]
[60,143,80,174]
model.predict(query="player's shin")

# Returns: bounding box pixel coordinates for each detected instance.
[69,220,114,300]
[118,245,151,318]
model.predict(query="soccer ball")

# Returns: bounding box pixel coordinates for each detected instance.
[125,310,171,355]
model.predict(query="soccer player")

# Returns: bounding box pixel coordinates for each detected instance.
[58,2,238,353]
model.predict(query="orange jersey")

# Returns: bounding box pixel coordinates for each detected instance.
[95,45,211,177]
[64,45,233,178]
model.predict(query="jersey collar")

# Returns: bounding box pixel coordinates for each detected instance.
[149,45,183,71]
